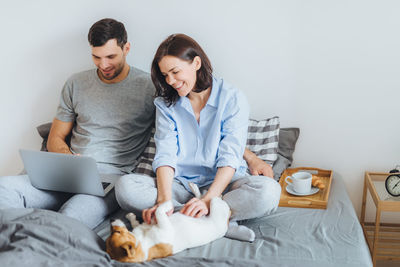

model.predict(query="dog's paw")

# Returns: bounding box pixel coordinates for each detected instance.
[111,219,126,227]
[126,213,140,228]
[126,213,136,220]
[158,200,173,213]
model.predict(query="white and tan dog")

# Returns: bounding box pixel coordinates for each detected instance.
[106,185,230,262]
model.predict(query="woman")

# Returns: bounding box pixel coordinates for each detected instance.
[116,34,281,241]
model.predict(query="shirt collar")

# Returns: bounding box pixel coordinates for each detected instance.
[205,77,218,108]
[177,76,218,109]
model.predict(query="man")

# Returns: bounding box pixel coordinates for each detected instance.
[0,18,272,229]
[0,19,154,229]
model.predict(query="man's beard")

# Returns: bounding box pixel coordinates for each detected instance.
[100,62,124,80]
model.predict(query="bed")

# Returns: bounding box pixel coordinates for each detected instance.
[0,119,373,267]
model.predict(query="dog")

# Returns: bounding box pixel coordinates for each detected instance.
[106,184,230,262]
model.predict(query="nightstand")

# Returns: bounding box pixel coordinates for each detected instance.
[360,172,400,267]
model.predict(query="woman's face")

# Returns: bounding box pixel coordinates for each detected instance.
[158,55,201,97]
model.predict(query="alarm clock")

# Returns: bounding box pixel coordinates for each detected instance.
[385,168,400,197]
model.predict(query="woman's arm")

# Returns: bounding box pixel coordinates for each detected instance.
[180,166,235,217]
[143,99,179,224]
[142,166,175,224]
[155,166,174,203]
[202,166,235,203]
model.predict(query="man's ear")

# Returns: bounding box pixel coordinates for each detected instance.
[123,42,131,55]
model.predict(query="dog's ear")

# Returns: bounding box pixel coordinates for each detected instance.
[121,241,136,258]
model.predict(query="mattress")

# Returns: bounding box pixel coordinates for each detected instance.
[95,175,372,267]
[0,176,372,267]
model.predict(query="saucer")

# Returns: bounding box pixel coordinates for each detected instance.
[286,185,319,196]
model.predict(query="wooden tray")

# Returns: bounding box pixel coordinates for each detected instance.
[279,167,333,209]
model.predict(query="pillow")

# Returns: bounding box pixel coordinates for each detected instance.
[272,127,300,181]
[36,121,299,181]
[246,116,280,166]
[133,128,156,177]
[133,117,282,178]
[37,122,72,152]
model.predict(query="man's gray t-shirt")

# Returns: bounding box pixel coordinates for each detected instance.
[56,66,155,173]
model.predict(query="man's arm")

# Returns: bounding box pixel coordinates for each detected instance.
[244,148,274,178]
[47,118,74,154]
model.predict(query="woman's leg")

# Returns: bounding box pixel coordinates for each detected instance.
[222,175,281,241]
[223,175,281,221]
[115,174,193,214]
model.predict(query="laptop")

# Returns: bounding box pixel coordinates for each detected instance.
[19,149,120,197]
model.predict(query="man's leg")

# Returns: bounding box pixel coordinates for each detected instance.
[0,175,71,210]
[115,174,193,214]
[58,189,119,229]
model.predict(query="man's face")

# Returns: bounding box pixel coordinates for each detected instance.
[91,39,130,82]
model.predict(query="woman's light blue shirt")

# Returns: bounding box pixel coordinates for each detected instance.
[152,77,249,190]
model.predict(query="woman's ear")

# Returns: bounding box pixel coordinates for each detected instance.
[193,56,202,71]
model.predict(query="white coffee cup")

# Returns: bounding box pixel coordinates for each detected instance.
[285,171,312,194]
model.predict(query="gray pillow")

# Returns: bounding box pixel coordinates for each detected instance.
[37,123,52,151]
[37,122,71,151]
[272,128,300,181]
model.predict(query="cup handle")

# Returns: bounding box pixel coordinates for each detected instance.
[285,176,293,185]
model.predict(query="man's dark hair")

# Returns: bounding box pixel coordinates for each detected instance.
[151,34,213,106]
[88,18,127,48]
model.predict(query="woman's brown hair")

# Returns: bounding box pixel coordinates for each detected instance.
[151,34,213,106]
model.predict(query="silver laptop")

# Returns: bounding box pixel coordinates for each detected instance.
[19,149,119,197]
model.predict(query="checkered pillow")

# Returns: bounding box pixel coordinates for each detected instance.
[246,116,280,165]
[134,127,156,177]
[133,116,280,176]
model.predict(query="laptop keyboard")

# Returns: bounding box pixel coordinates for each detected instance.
[102,182,111,190]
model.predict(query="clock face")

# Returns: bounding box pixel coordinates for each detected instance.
[385,174,400,197]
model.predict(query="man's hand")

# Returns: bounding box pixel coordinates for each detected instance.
[244,148,274,178]
[248,156,273,177]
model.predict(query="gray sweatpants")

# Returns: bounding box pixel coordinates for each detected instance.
[0,172,120,229]
[115,174,281,221]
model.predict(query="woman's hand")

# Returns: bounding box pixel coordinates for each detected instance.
[143,166,175,224]
[182,166,234,218]
[180,198,209,218]
[142,202,173,224]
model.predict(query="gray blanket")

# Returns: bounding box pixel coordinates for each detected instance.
[0,208,110,266]
[0,176,372,267]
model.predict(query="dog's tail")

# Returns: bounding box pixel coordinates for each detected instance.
[188,182,201,198]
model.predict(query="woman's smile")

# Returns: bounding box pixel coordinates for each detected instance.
[173,82,183,90]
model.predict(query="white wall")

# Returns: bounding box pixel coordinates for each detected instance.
[1,0,399,220]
